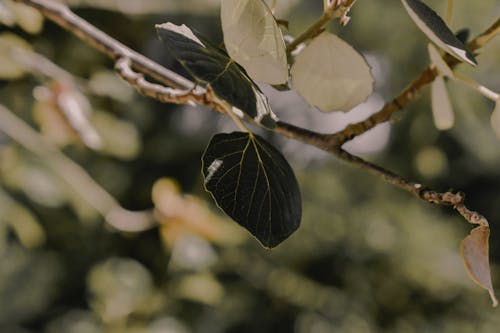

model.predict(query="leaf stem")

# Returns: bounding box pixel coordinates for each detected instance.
[466,17,500,54]
[453,73,500,101]
[446,0,454,26]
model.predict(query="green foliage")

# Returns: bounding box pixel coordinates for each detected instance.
[0,0,499,332]
[156,22,278,128]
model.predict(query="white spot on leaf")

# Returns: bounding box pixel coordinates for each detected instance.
[156,22,205,47]
[205,159,223,184]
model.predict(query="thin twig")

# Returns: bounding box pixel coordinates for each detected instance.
[329,17,500,147]
[446,0,454,26]
[327,67,439,146]
[286,0,357,53]
[115,58,203,106]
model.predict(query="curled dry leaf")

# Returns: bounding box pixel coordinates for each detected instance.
[461,226,498,307]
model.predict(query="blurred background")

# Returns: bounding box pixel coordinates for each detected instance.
[0,0,499,332]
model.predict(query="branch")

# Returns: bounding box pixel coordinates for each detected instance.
[287,0,358,53]
[12,0,497,226]
[467,17,500,54]
[327,17,500,147]
[13,0,193,90]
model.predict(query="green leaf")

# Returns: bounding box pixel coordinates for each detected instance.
[202,132,301,248]
[156,22,278,128]
[400,0,476,66]
[221,0,288,85]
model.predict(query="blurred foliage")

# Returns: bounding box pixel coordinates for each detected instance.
[0,0,499,332]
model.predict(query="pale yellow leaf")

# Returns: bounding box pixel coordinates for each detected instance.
[461,226,498,307]
[427,43,454,78]
[221,0,288,84]
[431,75,454,130]
[291,32,373,112]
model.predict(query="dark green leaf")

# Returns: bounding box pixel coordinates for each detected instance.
[155,22,278,128]
[202,132,301,248]
[401,0,476,66]
[455,28,470,44]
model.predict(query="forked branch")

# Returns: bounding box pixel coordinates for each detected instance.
[12,0,497,230]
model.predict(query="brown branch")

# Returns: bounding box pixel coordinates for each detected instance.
[12,0,497,227]
[327,67,438,146]
[328,16,500,147]
[14,0,193,90]
[114,58,204,106]
[287,0,358,54]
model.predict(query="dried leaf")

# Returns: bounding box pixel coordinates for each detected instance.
[461,226,498,307]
